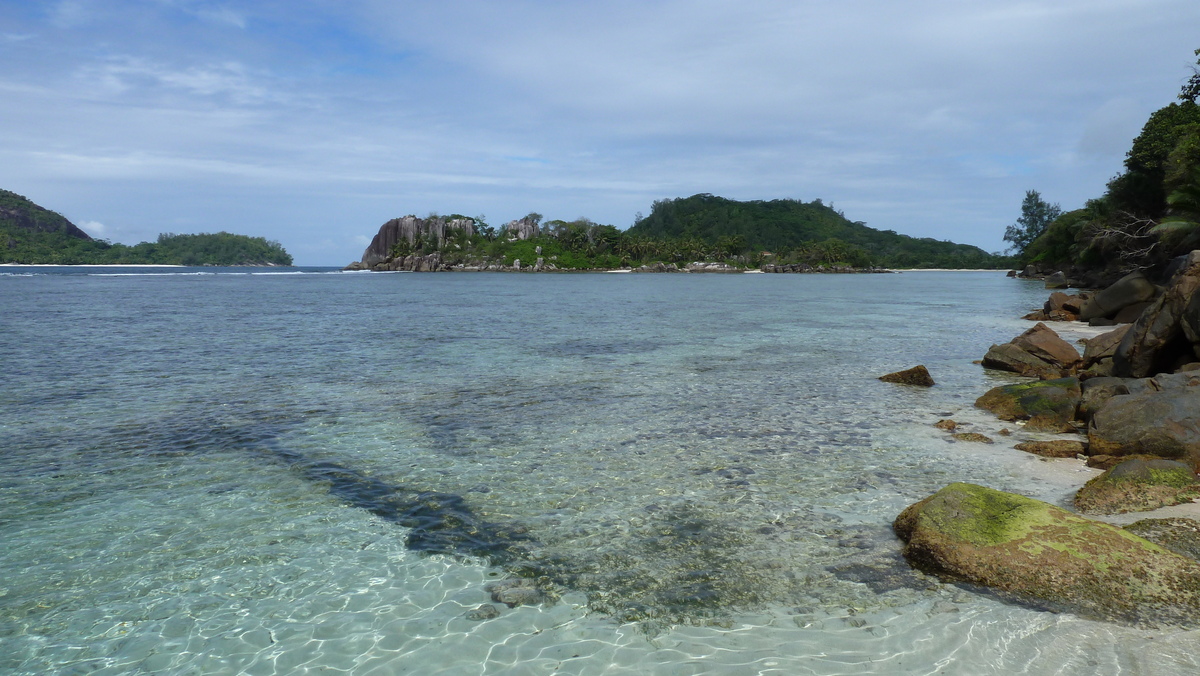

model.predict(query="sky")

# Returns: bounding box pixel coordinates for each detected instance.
[2,1,1199,265]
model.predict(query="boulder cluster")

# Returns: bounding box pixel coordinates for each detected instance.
[895,250,1200,626]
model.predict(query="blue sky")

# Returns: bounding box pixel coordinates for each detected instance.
[2,0,1199,265]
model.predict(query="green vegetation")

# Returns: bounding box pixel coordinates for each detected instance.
[1004,190,1061,254]
[627,194,1009,269]
[1,189,292,266]
[1017,47,1200,274]
[380,203,1007,271]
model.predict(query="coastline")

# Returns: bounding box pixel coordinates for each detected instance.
[0,263,185,267]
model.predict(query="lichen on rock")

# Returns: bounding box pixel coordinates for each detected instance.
[895,482,1200,626]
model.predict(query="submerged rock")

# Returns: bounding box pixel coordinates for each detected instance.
[486,579,550,608]
[464,604,501,621]
[1014,440,1086,458]
[974,377,1081,433]
[1074,458,1200,515]
[894,482,1200,625]
[879,365,935,386]
[951,433,994,444]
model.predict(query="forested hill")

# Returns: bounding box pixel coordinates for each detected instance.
[1,189,93,240]
[628,194,1002,268]
[1,189,293,266]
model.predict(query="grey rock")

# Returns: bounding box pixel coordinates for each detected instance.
[1114,252,1200,378]
[1088,389,1200,465]
[1044,271,1069,289]
[360,215,475,268]
[1080,271,1159,321]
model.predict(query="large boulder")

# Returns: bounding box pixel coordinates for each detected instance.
[975,377,1081,432]
[361,215,475,268]
[1011,323,1080,368]
[1044,271,1069,289]
[1074,458,1200,515]
[1125,518,1200,561]
[1082,325,1132,366]
[981,343,1062,378]
[1078,377,1132,421]
[1079,271,1159,321]
[1088,388,1200,467]
[894,483,1200,624]
[1113,252,1200,378]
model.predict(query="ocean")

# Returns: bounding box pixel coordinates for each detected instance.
[1,267,1195,675]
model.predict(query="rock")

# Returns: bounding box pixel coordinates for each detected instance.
[1089,317,1119,327]
[1125,518,1200,561]
[951,433,993,444]
[1078,377,1132,421]
[1011,323,1080,369]
[485,579,547,608]
[1014,440,1087,458]
[974,377,1081,433]
[1022,310,1050,321]
[360,215,475,268]
[879,365,935,386]
[933,419,957,431]
[1113,302,1153,324]
[503,216,541,240]
[1079,358,1116,378]
[1082,325,1132,366]
[998,428,1012,436]
[894,482,1200,625]
[1088,389,1200,467]
[1080,270,1159,321]
[1074,458,1200,515]
[1044,271,1069,289]
[1113,252,1200,378]
[981,343,1061,378]
[464,604,501,621]
[1150,371,1200,392]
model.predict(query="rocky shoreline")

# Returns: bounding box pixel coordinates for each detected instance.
[889,251,1200,626]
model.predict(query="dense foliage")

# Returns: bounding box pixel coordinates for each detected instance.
[626,194,1007,268]
[1019,48,1200,276]
[1003,191,1061,254]
[1,190,292,266]
[387,200,1008,271]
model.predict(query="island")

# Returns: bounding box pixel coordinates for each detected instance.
[0,189,293,266]
[345,196,1010,272]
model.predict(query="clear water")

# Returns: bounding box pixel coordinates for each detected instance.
[1,267,1196,675]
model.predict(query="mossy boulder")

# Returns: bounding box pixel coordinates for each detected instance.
[974,377,1081,433]
[1125,518,1200,561]
[894,482,1200,625]
[1074,458,1200,515]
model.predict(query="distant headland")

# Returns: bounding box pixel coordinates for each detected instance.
[345,195,1011,273]
[0,189,293,266]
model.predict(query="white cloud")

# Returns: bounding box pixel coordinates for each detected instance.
[78,220,106,237]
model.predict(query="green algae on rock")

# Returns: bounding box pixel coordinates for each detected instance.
[894,482,1200,626]
[974,377,1081,433]
[1074,458,1200,515]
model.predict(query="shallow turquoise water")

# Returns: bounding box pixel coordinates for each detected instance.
[1,268,1197,675]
